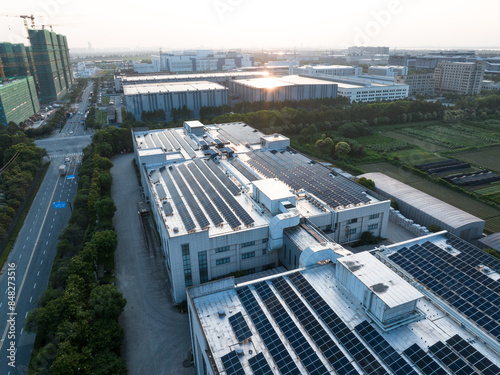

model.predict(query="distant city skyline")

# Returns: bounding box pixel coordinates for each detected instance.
[1,0,499,51]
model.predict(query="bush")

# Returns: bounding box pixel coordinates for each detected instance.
[357,177,375,191]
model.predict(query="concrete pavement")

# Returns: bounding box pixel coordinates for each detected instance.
[112,153,195,375]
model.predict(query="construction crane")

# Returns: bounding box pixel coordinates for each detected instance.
[0,14,35,38]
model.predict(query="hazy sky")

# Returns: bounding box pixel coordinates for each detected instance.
[1,0,499,51]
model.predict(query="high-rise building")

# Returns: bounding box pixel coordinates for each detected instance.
[0,77,40,125]
[28,29,74,102]
[0,43,31,78]
[395,73,435,96]
[434,61,486,95]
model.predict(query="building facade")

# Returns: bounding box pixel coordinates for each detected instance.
[0,76,40,125]
[28,29,74,102]
[434,61,486,95]
[0,43,31,79]
[368,65,408,77]
[395,73,435,96]
[291,65,362,77]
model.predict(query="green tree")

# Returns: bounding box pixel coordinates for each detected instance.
[357,177,375,190]
[91,230,118,256]
[95,197,117,221]
[88,285,126,320]
[335,141,351,156]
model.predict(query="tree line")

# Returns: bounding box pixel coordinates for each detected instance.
[26,126,133,375]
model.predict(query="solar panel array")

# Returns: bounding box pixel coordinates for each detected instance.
[187,163,241,229]
[178,164,223,226]
[428,341,479,375]
[288,272,388,375]
[157,131,174,151]
[271,277,360,375]
[155,183,166,199]
[218,123,263,144]
[236,286,301,375]
[169,166,210,229]
[354,320,417,375]
[205,159,241,195]
[231,159,261,182]
[221,350,245,375]
[170,129,197,158]
[446,236,500,273]
[388,241,500,340]
[403,344,446,375]
[228,312,252,343]
[446,334,500,375]
[163,201,173,216]
[248,352,273,375]
[194,159,254,227]
[164,130,181,150]
[184,135,199,150]
[253,281,329,375]
[247,151,371,209]
[160,167,196,232]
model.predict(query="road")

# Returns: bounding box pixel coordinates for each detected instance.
[0,81,94,375]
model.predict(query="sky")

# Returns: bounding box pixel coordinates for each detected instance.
[0,0,499,51]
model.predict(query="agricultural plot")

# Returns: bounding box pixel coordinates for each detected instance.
[396,123,500,149]
[359,162,500,233]
[354,134,411,153]
[384,131,450,152]
[452,146,500,172]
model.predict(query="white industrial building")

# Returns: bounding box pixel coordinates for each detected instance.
[368,65,409,77]
[291,65,362,77]
[124,81,228,121]
[360,172,485,240]
[133,122,390,302]
[229,75,339,102]
[187,230,500,375]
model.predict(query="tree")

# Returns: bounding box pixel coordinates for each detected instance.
[91,230,117,256]
[90,350,127,375]
[427,224,442,233]
[88,285,126,320]
[357,177,375,191]
[335,141,351,156]
[95,197,117,221]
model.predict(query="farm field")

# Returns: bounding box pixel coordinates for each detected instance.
[452,146,500,172]
[393,123,500,149]
[384,131,449,152]
[359,162,500,233]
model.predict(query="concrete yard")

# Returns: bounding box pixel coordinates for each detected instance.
[112,153,195,375]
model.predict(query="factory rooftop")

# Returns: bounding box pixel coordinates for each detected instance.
[188,232,500,375]
[134,122,380,237]
[120,71,269,85]
[123,80,227,95]
[232,75,340,89]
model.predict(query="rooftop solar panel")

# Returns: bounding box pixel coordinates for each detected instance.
[205,159,241,195]
[428,341,480,375]
[446,334,500,375]
[403,344,447,375]
[221,350,245,375]
[248,352,273,375]
[228,312,252,343]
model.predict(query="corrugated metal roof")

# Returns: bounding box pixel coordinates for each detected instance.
[360,172,484,230]
[478,233,500,251]
[338,252,423,308]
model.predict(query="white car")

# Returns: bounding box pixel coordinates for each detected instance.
[69,131,74,134]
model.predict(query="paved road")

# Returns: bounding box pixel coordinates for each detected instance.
[0,82,94,375]
[112,154,195,375]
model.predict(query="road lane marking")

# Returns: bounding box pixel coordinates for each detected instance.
[25,312,28,318]
[0,171,60,352]
[45,241,48,245]
[37,271,40,276]
[33,283,36,289]
[40,260,43,264]
[19,254,22,259]
[29,296,32,302]
[48,233,51,237]
[43,250,46,254]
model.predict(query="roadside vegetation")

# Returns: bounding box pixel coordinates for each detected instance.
[26,126,133,375]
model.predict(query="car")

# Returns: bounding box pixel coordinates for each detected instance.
[69,131,74,134]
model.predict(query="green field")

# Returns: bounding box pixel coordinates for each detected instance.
[452,146,500,172]
[384,131,450,152]
[359,162,500,233]
[394,123,500,149]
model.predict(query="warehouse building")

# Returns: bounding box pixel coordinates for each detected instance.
[359,172,485,240]
[368,65,409,77]
[124,81,228,121]
[229,75,338,102]
[477,233,500,253]
[291,64,362,77]
[187,230,500,375]
[133,122,390,302]
[0,77,40,126]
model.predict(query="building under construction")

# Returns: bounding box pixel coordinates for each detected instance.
[0,76,39,125]
[27,29,73,103]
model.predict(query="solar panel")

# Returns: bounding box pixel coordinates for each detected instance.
[248,353,273,375]
[447,236,500,273]
[178,164,223,227]
[163,201,173,216]
[446,334,500,375]
[354,320,417,375]
[271,277,360,375]
[428,341,480,375]
[205,159,241,195]
[231,159,261,182]
[160,168,196,232]
[387,242,500,341]
[237,286,301,375]
[403,344,446,375]
[170,129,197,158]
[164,130,181,150]
[169,165,210,229]
[184,135,199,150]
[221,350,245,375]
[228,312,252,343]
[157,131,173,151]
[193,159,254,227]
[288,273,388,375]
[253,282,328,375]
[155,183,166,199]
[187,163,241,229]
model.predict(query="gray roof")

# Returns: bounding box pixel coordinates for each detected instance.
[478,233,500,251]
[360,172,484,230]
